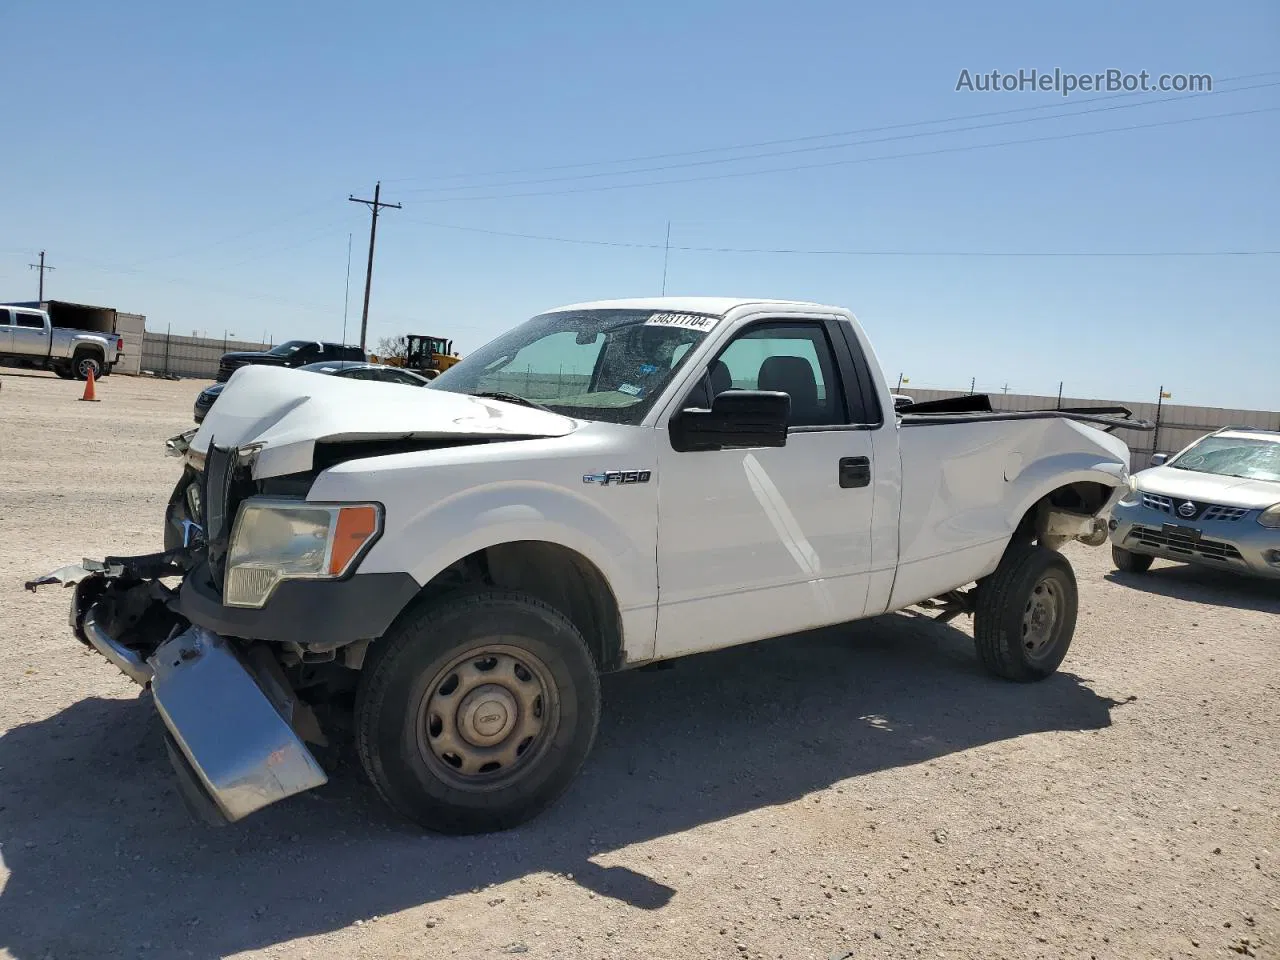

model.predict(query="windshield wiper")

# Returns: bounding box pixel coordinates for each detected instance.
[472,391,555,413]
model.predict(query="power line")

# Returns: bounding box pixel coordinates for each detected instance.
[402,105,1280,205]
[126,200,336,268]
[348,182,402,351]
[386,71,1280,187]
[398,81,1280,197]
[402,216,1279,257]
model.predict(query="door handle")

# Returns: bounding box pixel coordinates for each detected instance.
[839,456,871,489]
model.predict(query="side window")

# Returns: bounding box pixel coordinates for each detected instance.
[15,312,45,329]
[0,308,12,326]
[708,323,847,427]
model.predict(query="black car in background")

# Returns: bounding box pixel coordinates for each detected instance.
[193,360,432,423]
[215,339,366,382]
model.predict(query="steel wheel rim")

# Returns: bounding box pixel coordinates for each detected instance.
[415,643,559,791]
[78,357,99,378]
[1021,575,1062,661]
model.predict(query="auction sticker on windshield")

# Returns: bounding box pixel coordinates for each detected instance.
[645,312,718,330]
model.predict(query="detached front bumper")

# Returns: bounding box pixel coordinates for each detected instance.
[28,564,328,823]
[1109,501,1280,579]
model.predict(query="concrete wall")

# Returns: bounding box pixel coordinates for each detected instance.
[139,332,270,380]
[901,388,1279,472]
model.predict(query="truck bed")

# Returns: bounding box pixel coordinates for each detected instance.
[889,399,1152,611]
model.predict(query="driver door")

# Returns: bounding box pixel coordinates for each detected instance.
[654,317,880,659]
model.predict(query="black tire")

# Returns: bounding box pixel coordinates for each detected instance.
[354,589,601,834]
[52,363,74,380]
[72,352,103,381]
[1112,545,1154,574]
[974,543,1078,682]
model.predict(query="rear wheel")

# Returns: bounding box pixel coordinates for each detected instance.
[1112,545,1154,574]
[974,544,1078,682]
[73,352,103,380]
[355,589,600,834]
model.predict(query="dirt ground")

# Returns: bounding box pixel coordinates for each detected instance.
[0,369,1276,960]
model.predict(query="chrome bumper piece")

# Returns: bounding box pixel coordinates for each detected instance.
[28,560,329,824]
[148,627,328,822]
[82,602,154,685]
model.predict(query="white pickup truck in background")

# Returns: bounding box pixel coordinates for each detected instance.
[0,303,123,379]
[29,296,1150,834]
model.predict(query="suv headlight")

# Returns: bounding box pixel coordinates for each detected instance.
[1117,475,1142,506]
[1259,503,1280,529]
[224,499,382,608]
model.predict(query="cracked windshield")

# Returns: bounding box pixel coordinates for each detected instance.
[427,308,714,423]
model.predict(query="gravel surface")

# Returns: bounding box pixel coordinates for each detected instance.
[1,369,1277,960]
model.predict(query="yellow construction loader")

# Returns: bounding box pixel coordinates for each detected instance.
[376,335,461,379]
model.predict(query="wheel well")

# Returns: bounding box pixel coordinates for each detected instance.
[72,345,104,361]
[1011,481,1114,546]
[412,541,625,673]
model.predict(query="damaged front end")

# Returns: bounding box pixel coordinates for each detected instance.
[26,440,328,825]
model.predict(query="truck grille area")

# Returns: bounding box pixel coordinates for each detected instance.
[1127,524,1244,563]
[201,444,256,592]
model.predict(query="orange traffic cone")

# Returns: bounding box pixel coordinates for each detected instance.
[79,367,99,402]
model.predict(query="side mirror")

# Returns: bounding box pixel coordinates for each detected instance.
[669,390,790,452]
[1149,453,1168,467]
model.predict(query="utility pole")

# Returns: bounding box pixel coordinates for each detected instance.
[1056,381,1063,409]
[28,251,54,301]
[1001,383,1010,395]
[969,376,976,394]
[348,182,401,352]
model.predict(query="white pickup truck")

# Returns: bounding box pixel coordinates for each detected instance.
[29,297,1147,834]
[0,304,123,379]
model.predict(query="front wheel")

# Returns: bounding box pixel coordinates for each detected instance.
[354,590,601,834]
[974,544,1079,682]
[1112,545,1154,574]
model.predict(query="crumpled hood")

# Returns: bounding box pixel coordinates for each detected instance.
[192,365,578,478]
[1137,464,1280,509]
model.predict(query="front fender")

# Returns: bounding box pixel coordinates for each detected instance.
[369,480,655,603]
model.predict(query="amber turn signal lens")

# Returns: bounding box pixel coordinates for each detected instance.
[328,505,380,575]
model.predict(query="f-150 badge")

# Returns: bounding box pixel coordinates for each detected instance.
[583,470,652,486]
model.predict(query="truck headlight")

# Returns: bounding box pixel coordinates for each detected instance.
[1259,503,1280,529]
[224,499,382,608]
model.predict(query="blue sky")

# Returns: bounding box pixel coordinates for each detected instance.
[1,0,1276,408]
